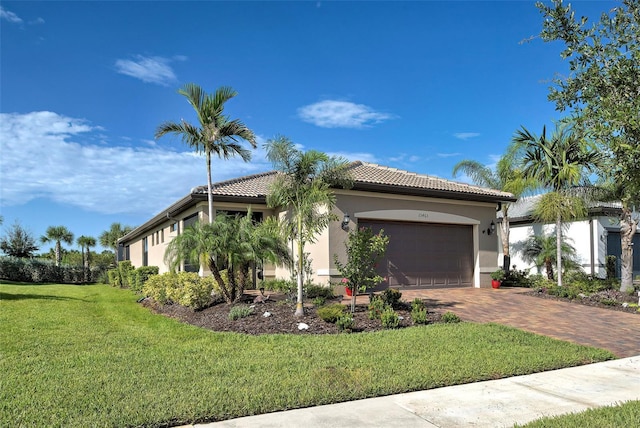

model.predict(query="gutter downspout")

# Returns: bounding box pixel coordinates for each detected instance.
[589,217,595,277]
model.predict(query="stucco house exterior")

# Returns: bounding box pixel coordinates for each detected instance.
[118,161,515,289]
[504,195,640,279]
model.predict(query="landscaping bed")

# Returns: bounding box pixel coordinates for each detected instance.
[142,293,444,334]
[523,287,640,314]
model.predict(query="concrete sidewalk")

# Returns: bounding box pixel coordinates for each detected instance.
[187,356,639,428]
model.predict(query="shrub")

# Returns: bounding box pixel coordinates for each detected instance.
[336,314,355,332]
[0,257,100,284]
[490,269,505,281]
[502,268,533,287]
[599,298,618,306]
[117,261,134,288]
[107,269,121,287]
[547,285,579,299]
[380,307,399,329]
[312,296,326,306]
[305,284,334,299]
[142,272,216,310]
[228,305,253,320]
[440,312,460,323]
[606,255,617,280]
[441,312,460,323]
[317,304,346,323]
[261,278,296,300]
[411,299,428,325]
[368,296,386,320]
[142,273,172,304]
[380,288,402,308]
[130,266,159,293]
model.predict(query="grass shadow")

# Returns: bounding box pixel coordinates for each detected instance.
[0,292,87,302]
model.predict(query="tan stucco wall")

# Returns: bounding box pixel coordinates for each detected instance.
[304,190,501,288]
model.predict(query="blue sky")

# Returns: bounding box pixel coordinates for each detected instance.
[0,0,612,253]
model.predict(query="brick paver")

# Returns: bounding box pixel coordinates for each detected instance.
[347,287,640,358]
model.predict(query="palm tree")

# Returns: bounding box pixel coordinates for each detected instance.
[452,155,533,269]
[519,232,579,280]
[265,136,353,316]
[511,123,603,286]
[77,235,97,281]
[164,213,290,303]
[40,226,74,267]
[155,83,257,223]
[99,223,133,265]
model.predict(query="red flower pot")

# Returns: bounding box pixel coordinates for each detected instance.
[345,286,353,296]
[491,280,501,289]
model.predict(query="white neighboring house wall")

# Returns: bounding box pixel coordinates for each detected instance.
[507,217,612,278]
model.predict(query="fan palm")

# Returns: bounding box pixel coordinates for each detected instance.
[41,226,74,267]
[265,136,353,316]
[99,223,133,265]
[155,83,257,223]
[511,123,603,286]
[452,155,533,267]
[77,235,97,281]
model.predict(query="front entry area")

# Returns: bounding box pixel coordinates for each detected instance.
[360,220,474,288]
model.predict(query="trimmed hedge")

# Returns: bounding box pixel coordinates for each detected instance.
[142,272,219,310]
[0,256,106,284]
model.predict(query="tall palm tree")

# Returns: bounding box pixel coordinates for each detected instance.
[77,235,97,281]
[265,136,353,316]
[452,155,533,269]
[99,223,133,265]
[511,123,603,286]
[519,232,579,280]
[155,83,257,223]
[164,213,290,303]
[40,226,74,267]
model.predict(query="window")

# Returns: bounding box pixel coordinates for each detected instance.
[170,222,179,233]
[142,237,148,266]
[161,229,164,243]
[124,245,130,261]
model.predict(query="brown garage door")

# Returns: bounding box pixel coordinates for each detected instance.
[360,220,474,288]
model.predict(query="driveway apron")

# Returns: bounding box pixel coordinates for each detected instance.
[399,287,640,358]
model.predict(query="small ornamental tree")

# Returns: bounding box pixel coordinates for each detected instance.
[334,227,389,313]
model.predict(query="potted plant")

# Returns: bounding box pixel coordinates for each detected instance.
[490,269,505,289]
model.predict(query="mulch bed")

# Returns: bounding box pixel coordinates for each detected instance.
[141,293,443,335]
[523,288,640,315]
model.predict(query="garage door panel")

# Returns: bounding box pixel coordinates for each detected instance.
[360,220,473,288]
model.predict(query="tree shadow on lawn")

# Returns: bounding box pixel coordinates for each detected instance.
[0,291,87,302]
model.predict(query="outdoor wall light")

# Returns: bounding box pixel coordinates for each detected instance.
[341,213,350,231]
[487,221,496,236]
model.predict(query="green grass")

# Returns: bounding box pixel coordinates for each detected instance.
[0,283,615,427]
[517,400,640,427]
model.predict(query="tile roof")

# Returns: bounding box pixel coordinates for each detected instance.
[504,194,623,220]
[191,161,515,201]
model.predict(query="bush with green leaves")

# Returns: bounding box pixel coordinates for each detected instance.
[336,314,355,332]
[142,272,216,310]
[546,285,579,300]
[228,305,253,320]
[411,299,428,325]
[117,261,135,288]
[368,296,386,320]
[261,278,296,300]
[0,256,104,284]
[130,266,159,293]
[380,307,400,329]
[381,288,402,308]
[317,304,346,323]
[441,312,461,323]
[107,269,121,287]
[305,284,334,299]
[312,296,326,306]
[502,268,533,288]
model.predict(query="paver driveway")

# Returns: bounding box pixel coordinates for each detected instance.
[401,287,640,358]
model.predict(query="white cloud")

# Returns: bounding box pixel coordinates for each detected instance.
[298,100,396,128]
[453,132,480,140]
[0,112,270,216]
[29,17,45,25]
[1,6,23,23]
[326,151,378,163]
[437,152,461,158]
[114,55,179,86]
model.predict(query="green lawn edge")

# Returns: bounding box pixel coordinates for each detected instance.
[516,400,640,427]
[0,283,615,427]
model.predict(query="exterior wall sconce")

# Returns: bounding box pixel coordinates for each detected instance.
[483,221,496,235]
[341,213,350,231]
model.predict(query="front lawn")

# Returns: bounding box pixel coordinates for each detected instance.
[0,283,614,427]
[517,400,640,427]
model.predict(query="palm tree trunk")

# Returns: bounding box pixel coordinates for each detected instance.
[556,214,562,287]
[295,213,304,317]
[55,242,61,267]
[500,210,510,270]
[206,152,214,224]
[620,207,637,293]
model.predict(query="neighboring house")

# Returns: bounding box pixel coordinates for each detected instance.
[118,161,515,288]
[504,195,640,279]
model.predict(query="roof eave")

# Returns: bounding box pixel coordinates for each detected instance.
[351,182,516,204]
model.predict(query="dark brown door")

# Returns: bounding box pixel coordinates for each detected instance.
[360,220,473,288]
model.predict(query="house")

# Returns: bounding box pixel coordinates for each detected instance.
[118,161,516,288]
[504,195,640,278]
